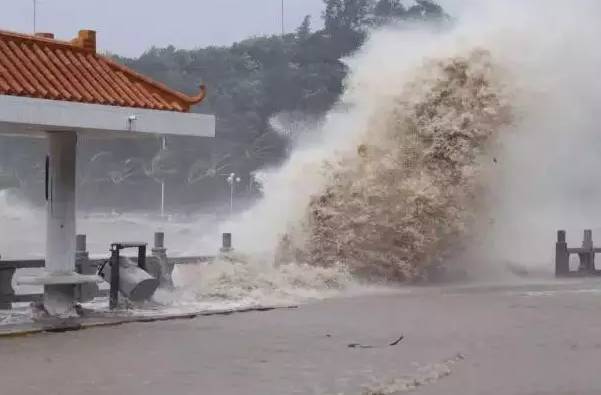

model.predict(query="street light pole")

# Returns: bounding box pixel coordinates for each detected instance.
[227,172,241,216]
[160,136,166,217]
[281,0,285,35]
[33,0,37,33]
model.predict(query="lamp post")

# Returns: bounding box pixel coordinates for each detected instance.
[226,172,241,216]
[160,136,166,218]
[33,0,37,33]
[281,0,285,35]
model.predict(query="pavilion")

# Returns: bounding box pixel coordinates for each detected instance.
[0,29,215,315]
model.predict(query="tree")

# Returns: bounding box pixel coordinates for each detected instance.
[407,0,447,21]
[297,15,312,41]
[323,0,372,32]
[323,0,344,32]
[341,0,373,30]
[374,0,406,18]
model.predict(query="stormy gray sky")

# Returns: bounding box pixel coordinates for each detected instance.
[1,0,463,58]
[1,0,325,57]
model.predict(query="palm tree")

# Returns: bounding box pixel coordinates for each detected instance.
[81,152,120,185]
[187,154,233,185]
[82,142,179,216]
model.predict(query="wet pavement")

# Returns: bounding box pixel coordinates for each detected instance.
[2,279,601,395]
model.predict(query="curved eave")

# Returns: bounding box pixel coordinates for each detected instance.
[102,57,208,110]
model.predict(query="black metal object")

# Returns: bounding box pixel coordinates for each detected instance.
[109,247,119,310]
[138,245,147,271]
[45,155,49,201]
[108,242,147,309]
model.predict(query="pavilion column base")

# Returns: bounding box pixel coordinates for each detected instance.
[44,284,77,317]
[18,272,102,317]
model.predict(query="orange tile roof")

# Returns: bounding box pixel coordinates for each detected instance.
[0,29,206,112]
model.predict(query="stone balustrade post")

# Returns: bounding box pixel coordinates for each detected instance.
[75,234,99,302]
[151,232,174,289]
[0,254,16,310]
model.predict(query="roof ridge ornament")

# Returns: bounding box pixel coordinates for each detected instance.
[187,85,207,105]
[70,29,96,52]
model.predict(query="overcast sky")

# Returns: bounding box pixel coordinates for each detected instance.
[1,0,462,58]
[0,0,325,56]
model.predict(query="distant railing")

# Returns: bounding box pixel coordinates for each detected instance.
[0,232,229,310]
[555,229,601,277]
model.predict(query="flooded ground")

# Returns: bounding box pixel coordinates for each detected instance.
[2,278,601,395]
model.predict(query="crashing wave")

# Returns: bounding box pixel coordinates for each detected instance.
[276,49,512,282]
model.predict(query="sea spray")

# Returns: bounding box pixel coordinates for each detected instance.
[276,49,512,281]
[189,45,513,305]
[222,0,601,288]
[212,28,517,293]
[156,253,355,308]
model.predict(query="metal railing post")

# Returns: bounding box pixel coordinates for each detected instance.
[109,245,120,310]
[138,245,147,271]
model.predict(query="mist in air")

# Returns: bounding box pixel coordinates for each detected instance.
[3,0,601,308]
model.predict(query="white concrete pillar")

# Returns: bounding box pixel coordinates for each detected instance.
[46,131,77,272]
[17,130,100,316]
[44,131,77,314]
